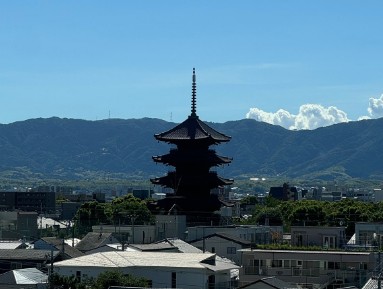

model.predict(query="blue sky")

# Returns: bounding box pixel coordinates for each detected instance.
[1,1,383,129]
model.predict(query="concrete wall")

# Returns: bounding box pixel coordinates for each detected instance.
[54,265,226,289]
[191,235,245,264]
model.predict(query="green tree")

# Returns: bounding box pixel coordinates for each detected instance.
[92,270,148,289]
[253,207,283,226]
[287,200,327,226]
[110,194,154,225]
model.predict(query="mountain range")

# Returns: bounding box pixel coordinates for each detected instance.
[0,117,382,181]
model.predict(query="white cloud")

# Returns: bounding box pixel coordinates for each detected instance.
[367,94,383,118]
[358,115,371,121]
[246,104,350,130]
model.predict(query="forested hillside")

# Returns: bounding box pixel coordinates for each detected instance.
[0,117,382,181]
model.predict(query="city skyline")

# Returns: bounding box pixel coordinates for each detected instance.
[1,1,383,129]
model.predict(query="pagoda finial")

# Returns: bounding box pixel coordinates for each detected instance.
[191,68,197,117]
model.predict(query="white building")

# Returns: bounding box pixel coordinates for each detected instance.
[53,251,239,289]
[189,232,251,265]
[187,225,283,244]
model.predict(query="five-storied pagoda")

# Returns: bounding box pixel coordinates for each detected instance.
[151,68,233,224]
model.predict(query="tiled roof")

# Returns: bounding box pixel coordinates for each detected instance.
[362,278,378,289]
[238,276,298,289]
[39,237,84,258]
[155,116,231,143]
[75,232,115,252]
[153,150,232,165]
[189,232,252,246]
[54,251,239,272]
[0,249,59,261]
[128,243,175,252]
[157,238,202,253]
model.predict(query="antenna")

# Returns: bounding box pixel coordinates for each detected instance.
[191,68,197,117]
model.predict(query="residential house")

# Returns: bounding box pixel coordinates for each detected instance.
[34,237,84,260]
[290,226,347,249]
[240,248,375,289]
[189,232,251,264]
[237,276,298,289]
[92,224,156,244]
[0,267,48,289]
[75,232,119,254]
[53,251,239,289]
[187,225,283,245]
[0,249,59,274]
[85,242,178,255]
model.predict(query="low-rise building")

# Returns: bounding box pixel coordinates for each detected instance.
[290,226,347,249]
[75,232,119,254]
[189,232,251,265]
[0,211,38,241]
[240,248,375,289]
[0,249,60,274]
[354,222,383,248]
[34,237,84,260]
[0,267,48,288]
[187,225,283,245]
[53,251,239,289]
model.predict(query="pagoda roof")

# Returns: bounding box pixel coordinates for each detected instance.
[152,149,232,165]
[155,68,231,143]
[155,115,231,143]
[150,172,233,188]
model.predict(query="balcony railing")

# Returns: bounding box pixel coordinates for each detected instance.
[242,265,370,288]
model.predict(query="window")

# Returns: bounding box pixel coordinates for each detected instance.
[227,247,236,254]
[171,272,176,288]
[76,271,81,282]
[11,262,22,269]
[208,275,215,289]
[283,260,290,268]
[323,236,337,248]
[211,247,215,253]
[272,260,282,267]
[328,262,340,269]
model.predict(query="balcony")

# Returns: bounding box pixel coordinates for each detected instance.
[242,266,369,288]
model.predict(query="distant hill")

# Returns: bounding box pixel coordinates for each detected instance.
[0,117,383,181]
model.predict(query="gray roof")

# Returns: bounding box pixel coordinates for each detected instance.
[54,251,239,272]
[39,237,84,258]
[189,232,251,246]
[362,278,379,289]
[128,243,175,252]
[238,276,298,289]
[158,238,202,253]
[75,232,116,252]
[0,249,59,261]
[0,267,48,285]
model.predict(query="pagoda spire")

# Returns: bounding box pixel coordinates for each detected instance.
[191,68,197,117]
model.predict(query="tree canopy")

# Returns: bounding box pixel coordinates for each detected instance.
[246,197,383,237]
[50,270,148,289]
[74,194,154,236]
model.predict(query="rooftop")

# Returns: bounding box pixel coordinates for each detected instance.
[54,251,239,272]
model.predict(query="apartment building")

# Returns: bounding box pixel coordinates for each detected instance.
[240,248,375,289]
